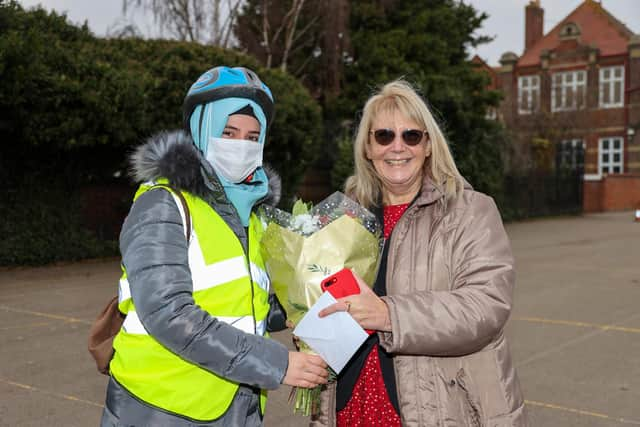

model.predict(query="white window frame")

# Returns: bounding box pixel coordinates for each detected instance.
[551,70,587,112]
[558,139,585,171]
[599,66,624,108]
[598,137,624,175]
[518,75,540,115]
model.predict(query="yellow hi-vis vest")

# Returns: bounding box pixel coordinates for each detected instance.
[110,182,271,421]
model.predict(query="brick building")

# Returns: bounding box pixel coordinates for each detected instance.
[495,0,640,212]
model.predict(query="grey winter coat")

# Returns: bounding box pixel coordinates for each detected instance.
[312,176,528,427]
[101,131,289,427]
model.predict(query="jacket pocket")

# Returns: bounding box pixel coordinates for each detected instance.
[454,368,484,427]
[439,366,485,427]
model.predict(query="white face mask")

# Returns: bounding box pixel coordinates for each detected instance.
[206,137,264,183]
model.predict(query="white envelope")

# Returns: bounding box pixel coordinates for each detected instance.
[293,292,369,373]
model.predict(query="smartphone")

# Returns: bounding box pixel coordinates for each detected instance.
[320,268,374,335]
[320,268,360,299]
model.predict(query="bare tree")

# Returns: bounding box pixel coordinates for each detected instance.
[241,0,315,71]
[122,0,242,47]
[106,19,144,39]
[279,0,304,72]
[258,0,308,71]
[236,0,348,93]
[211,0,243,47]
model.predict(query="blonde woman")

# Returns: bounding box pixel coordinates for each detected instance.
[317,80,527,426]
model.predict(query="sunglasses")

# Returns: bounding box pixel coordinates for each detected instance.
[369,128,428,146]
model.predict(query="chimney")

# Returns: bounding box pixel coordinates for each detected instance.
[525,0,544,51]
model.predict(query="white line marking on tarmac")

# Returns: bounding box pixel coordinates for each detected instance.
[0,304,92,325]
[526,400,640,425]
[516,312,640,367]
[0,293,25,299]
[0,322,51,331]
[515,316,640,334]
[0,377,104,408]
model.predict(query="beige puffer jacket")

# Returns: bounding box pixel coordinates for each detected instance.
[311,177,528,426]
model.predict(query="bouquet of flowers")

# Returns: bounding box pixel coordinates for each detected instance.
[259,191,382,416]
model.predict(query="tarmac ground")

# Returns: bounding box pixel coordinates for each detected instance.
[1,210,639,426]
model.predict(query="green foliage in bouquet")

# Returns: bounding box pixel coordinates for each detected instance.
[291,199,312,216]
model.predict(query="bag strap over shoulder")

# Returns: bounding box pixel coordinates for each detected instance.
[150,184,192,241]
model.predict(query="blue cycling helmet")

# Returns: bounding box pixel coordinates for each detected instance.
[183,66,274,131]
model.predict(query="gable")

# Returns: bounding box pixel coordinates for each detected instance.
[518,0,634,67]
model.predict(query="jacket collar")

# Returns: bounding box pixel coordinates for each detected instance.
[413,172,472,207]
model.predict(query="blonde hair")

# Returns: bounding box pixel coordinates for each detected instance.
[344,79,464,208]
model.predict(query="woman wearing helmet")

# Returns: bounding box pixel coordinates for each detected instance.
[100,66,328,426]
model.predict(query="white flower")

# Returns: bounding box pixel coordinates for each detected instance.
[291,214,320,236]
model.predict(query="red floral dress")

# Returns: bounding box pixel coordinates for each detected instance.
[336,203,409,426]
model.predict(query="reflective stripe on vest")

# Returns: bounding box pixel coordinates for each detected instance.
[118,254,270,305]
[122,310,267,336]
[110,183,271,421]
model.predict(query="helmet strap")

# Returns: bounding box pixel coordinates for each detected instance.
[198,104,206,148]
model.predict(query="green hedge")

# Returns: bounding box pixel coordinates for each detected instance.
[0,1,322,265]
[0,186,119,266]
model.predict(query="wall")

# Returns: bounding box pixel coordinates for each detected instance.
[584,174,640,212]
[583,180,603,212]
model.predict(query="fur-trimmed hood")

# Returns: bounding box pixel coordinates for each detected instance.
[129,130,281,207]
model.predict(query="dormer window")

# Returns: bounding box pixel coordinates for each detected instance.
[559,22,581,40]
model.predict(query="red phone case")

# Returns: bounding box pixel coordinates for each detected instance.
[320,268,374,335]
[320,268,360,298]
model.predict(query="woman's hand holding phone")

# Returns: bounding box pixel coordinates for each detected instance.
[319,269,391,333]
